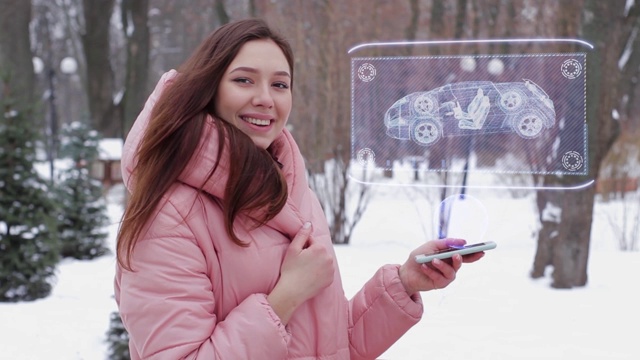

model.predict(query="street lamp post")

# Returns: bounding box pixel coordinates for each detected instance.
[46,65,58,181]
[33,55,58,181]
[34,55,78,182]
[59,56,78,125]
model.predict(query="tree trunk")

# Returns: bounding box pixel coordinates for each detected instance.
[121,0,150,139]
[81,0,116,136]
[530,189,557,278]
[214,0,230,25]
[532,0,638,288]
[552,187,595,287]
[531,0,583,282]
[0,0,35,115]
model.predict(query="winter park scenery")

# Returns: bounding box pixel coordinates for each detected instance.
[1,153,639,359]
[2,1,640,359]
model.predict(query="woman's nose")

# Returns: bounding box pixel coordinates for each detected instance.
[252,85,274,108]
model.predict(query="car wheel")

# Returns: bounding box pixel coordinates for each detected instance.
[410,119,441,145]
[512,113,544,138]
[413,94,438,117]
[499,90,526,113]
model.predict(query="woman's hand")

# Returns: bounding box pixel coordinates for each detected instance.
[267,222,335,324]
[399,238,484,296]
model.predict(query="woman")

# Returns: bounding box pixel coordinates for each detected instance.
[115,18,484,359]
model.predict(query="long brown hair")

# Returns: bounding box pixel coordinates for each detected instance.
[117,19,294,270]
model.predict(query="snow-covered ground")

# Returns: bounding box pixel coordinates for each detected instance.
[1,179,638,359]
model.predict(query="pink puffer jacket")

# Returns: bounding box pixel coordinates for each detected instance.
[114,70,423,360]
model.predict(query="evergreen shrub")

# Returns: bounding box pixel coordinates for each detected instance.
[55,121,110,260]
[0,94,60,302]
[106,311,130,360]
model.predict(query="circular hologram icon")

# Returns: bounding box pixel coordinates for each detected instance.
[435,194,488,244]
[561,59,582,79]
[357,63,377,82]
[562,151,583,171]
[356,147,376,166]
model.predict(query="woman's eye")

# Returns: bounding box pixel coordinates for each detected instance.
[273,82,289,89]
[233,78,252,84]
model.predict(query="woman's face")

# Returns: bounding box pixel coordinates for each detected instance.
[215,39,292,149]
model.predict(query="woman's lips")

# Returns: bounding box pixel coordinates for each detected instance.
[241,116,271,126]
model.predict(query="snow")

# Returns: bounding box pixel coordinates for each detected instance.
[613,108,620,121]
[0,181,639,359]
[541,201,562,223]
[98,139,123,161]
[60,57,78,75]
[625,0,635,17]
[618,27,637,70]
[33,159,75,181]
[460,57,477,72]
[113,90,124,106]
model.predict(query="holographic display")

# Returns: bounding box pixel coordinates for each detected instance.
[349,39,593,190]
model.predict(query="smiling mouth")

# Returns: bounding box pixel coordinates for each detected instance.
[241,116,271,126]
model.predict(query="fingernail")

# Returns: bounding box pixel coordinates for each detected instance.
[303,222,311,229]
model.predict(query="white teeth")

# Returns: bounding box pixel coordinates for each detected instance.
[242,117,270,126]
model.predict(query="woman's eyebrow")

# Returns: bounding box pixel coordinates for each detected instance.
[229,66,291,78]
[274,70,291,78]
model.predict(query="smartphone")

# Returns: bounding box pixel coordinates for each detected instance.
[414,241,497,264]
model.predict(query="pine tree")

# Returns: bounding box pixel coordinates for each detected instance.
[106,311,131,360]
[0,90,60,302]
[55,121,110,260]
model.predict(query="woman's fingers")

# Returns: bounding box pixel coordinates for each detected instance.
[461,251,485,263]
[432,258,457,281]
[290,222,312,251]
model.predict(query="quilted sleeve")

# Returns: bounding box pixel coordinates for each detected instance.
[347,264,424,360]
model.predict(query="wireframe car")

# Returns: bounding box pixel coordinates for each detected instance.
[384,79,555,146]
